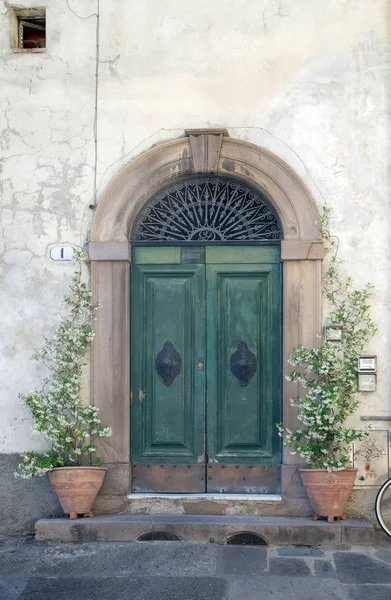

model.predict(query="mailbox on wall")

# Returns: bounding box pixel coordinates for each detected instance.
[325,326,343,342]
[358,356,377,392]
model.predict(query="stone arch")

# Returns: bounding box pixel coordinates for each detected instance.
[91,135,321,243]
[88,131,323,515]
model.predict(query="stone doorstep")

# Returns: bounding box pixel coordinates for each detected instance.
[35,515,374,547]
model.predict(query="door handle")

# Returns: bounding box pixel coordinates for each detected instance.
[230,342,256,386]
[196,361,204,370]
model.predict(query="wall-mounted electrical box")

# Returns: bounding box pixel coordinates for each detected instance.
[358,355,377,392]
[358,356,377,372]
[325,326,343,342]
[358,373,377,392]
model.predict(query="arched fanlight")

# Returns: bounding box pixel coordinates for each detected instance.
[131,176,281,243]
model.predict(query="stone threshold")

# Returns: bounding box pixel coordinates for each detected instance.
[120,492,291,517]
[36,515,374,547]
[127,493,283,501]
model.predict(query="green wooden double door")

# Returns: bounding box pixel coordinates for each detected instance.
[131,245,282,494]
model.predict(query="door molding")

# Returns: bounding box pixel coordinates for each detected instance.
[88,132,323,512]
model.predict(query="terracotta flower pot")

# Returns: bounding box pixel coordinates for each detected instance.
[299,468,357,523]
[48,466,107,519]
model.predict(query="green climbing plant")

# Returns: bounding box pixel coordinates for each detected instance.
[15,250,111,479]
[277,207,377,471]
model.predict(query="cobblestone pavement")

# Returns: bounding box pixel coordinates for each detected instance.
[1,538,391,600]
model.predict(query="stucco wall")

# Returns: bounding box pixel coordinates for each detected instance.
[0,0,390,534]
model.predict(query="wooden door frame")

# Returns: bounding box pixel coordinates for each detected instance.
[88,130,324,513]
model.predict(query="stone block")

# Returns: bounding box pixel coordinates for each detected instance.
[88,242,131,261]
[281,465,308,499]
[93,495,127,514]
[341,520,374,546]
[261,520,342,547]
[98,463,130,496]
[183,500,228,515]
[0,454,61,539]
[36,515,374,547]
[126,494,312,518]
[275,498,312,516]
[281,240,325,261]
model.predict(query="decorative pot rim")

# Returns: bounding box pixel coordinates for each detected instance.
[49,466,107,472]
[298,467,358,473]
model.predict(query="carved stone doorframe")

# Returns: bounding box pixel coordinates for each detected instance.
[88,131,323,513]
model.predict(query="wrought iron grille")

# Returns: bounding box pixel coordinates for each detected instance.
[155,341,181,386]
[230,342,257,387]
[131,176,281,242]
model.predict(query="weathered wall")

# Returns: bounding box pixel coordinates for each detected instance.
[0,0,390,535]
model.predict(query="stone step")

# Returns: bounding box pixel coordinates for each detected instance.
[35,515,374,547]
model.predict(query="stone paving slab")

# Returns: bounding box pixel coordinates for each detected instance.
[35,542,220,577]
[17,576,228,600]
[344,584,391,600]
[334,551,391,584]
[0,540,391,599]
[277,546,324,556]
[226,576,348,600]
[269,557,311,576]
[314,559,338,578]
[0,577,27,600]
[375,549,391,563]
[217,546,267,575]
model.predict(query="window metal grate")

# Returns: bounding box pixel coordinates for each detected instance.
[137,531,182,541]
[18,18,46,49]
[226,532,267,545]
[131,176,281,243]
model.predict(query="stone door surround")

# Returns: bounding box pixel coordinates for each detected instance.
[88,130,323,512]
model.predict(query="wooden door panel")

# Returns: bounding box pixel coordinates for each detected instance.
[131,245,282,493]
[206,244,280,264]
[131,263,205,464]
[207,254,281,465]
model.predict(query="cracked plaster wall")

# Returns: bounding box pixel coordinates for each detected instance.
[0,0,390,463]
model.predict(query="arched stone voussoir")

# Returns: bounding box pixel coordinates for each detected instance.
[91,135,321,244]
[218,138,321,241]
[91,138,194,242]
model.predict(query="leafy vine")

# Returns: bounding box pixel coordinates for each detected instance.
[15,250,111,479]
[277,207,377,471]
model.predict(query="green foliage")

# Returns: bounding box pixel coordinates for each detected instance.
[277,207,377,471]
[15,250,112,479]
